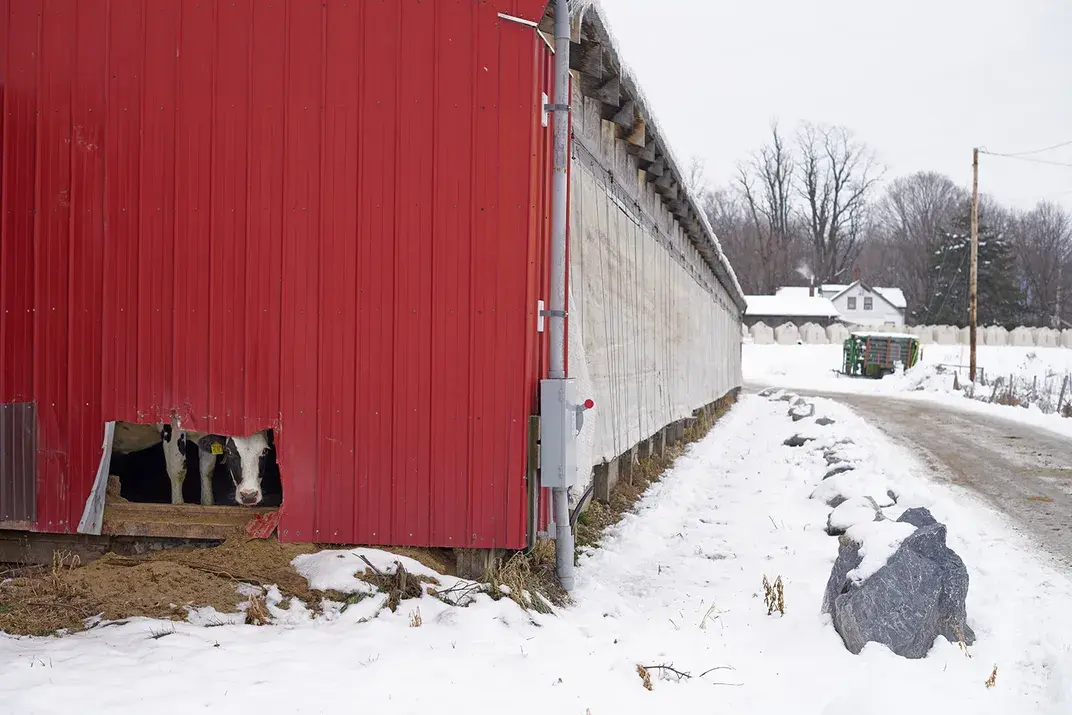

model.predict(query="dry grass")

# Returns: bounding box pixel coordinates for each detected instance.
[762,575,785,616]
[1027,495,1055,503]
[356,558,439,613]
[985,665,998,689]
[0,538,348,636]
[244,594,271,626]
[636,664,654,691]
[485,540,564,612]
[575,396,735,553]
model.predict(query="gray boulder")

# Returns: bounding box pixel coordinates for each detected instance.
[822,507,975,659]
[815,416,836,426]
[823,464,855,480]
[790,403,816,421]
[897,506,936,528]
[784,434,814,448]
[758,387,778,398]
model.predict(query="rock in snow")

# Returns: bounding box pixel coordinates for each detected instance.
[815,416,836,426]
[823,464,855,480]
[790,403,816,421]
[826,496,883,536]
[784,434,815,448]
[822,507,975,659]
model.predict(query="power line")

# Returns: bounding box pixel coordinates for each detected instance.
[978,151,1072,168]
[984,139,1072,157]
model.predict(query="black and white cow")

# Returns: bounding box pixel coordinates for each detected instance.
[111,421,192,504]
[195,430,279,507]
[110,422,281,507]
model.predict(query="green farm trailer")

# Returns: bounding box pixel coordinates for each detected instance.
[842,331,921,378]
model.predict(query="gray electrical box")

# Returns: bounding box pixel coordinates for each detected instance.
[539,378,578,489]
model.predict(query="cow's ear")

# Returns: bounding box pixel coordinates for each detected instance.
[197,434,227,456]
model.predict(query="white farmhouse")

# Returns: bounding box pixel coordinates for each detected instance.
[774,281,906,328]
[823,282,906,327]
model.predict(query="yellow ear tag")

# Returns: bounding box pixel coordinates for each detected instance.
[211,442,224,456]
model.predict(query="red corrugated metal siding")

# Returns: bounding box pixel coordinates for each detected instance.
[0,0,554,550]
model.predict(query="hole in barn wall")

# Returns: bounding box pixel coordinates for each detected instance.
[105,421,284,509]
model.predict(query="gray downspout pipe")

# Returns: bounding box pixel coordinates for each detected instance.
[549,0,575,593]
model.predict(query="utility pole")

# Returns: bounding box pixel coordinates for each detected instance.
[1055,265,1062,329]
[969,148,979,382]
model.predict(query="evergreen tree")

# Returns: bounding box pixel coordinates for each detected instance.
[919,208,1023,327]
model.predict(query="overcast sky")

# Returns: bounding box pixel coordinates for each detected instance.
[599,0,1072,210]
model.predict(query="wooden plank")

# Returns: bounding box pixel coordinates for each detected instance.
[569,40,602,78]
[611,99,635,129]
[654,174,676,191]
[593,74,619,106]
[624,117,646,148]
[101,501,273,540]
[626,138,656,163]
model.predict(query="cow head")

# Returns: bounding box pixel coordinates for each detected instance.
[197,430,274,506]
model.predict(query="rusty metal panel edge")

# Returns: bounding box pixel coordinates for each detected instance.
[0,402,37,523]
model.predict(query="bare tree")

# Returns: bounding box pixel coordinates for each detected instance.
[873,171,967,318]
[1013,201,1072,327]
[686,156,708,195]
[796,123,883,284]
[702,187,765,294]
[736,122,796,293]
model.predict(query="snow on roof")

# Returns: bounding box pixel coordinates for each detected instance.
[777,283,907,310]
[567,2,746,311]
[875,288,907,309]
[745,295,840,319]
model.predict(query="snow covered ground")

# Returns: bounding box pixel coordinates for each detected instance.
[3,395,1071,714]
[745,343,1072,438]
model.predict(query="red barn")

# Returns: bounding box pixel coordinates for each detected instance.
[0,1,745,560]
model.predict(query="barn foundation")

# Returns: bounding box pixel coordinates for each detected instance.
[454,548,504,580]
[0,530,221,568]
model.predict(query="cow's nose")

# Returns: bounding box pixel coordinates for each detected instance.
[238,490,259,505]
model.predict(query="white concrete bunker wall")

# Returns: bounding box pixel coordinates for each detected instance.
[567,89,742,499]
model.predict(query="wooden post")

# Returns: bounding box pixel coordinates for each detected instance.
[969,148,979,382]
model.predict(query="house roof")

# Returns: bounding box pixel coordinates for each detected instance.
[775,283,907,310]
[744,295,840,319]
[828,281,907,311]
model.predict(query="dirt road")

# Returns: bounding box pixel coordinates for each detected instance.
[764,387,1072,568]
